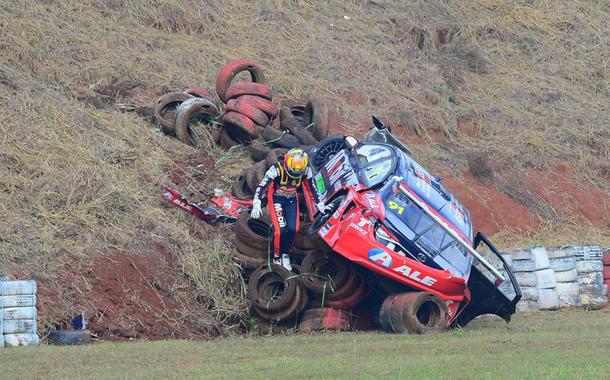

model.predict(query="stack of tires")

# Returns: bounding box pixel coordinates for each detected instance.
[232,211,273,271]
[602,249,610,297]
[547,246,580,307]
[216,59,278,148]
[511,246,559,311]
[572,246,608,309]
[1,280,39,347]
[154,87,221,147]
[379,292,449,334]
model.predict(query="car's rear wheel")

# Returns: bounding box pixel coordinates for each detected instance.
[310,135,347,171]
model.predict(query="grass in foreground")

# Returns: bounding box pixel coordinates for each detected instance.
[1,309,609,380]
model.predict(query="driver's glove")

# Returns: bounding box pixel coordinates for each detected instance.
[316,201,332,214]
[251,199,263,219]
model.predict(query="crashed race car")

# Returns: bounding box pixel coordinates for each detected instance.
[301,117,522,332]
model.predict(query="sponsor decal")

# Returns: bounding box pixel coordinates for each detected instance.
[393,265,437,286]
[314,174,326,195]
[273,203,286,227]
[349,218,369,235]
[368,248,392,268]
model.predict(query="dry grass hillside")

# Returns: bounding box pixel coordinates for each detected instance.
[0,0,608,338]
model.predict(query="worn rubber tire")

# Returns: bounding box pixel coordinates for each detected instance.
[549,256,576,272]
[235,238,268,259]
[3,319,36,334]
[265,148,288,167]
[47,330,92,345]
[379,294,397,333]
[225,98,270,127]
[300,251,350,294]
[603,253,610,266]
[226,82,272,102]
[3,333,39,347]
[0,295,36,308]
[280,108,317,145]
[303,97,338,141]
[216,59,266,103]
[223,111,260,140]
[325,269,360,301]
[293,233,317,250]
[325,279,369,309]
[248,264,298,313]
[220,128,242,150]
[231,170,254,199]
[250,143,271,162]
[235,94,278,117]
[234,211,272,251]
[245,166,260,193]
[2,306,37,320]
[393,292,448,334]
[154,92,193,135]
[0,280,37,295]
[604,267,610,280]
[254,285,303,322]
[261,125,301,149]
[174,97,220,147]
[183,86,213,99]
[299,307,346,323]
[555,268,578,282]
[232,249,265,270]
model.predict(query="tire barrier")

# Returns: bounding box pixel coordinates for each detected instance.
[1,279,39,347]
[174,97,220,147]
[510,245,609,311]
[297,308,353,332]
[47,330,92,345]
[248,264,307,322]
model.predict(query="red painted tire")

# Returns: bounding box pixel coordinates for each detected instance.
[216,59,266,103]
[604,279,610,291]
[222,111,260,140]
[603,252,610,266]
[225,98,270,127]
[324,278,370,309]
[226,83,272,101]
[236,95,278,117]
[183,86,213,99]
[603,267,610,280]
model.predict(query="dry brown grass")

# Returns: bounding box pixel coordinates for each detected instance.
[0,0,608,333]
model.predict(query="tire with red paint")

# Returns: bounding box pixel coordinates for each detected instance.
[225,98,271,127]
[248,263,298,313]
[603,267,610,280]
[223,111,261,140]
[154,92,193,135]
[603,252,610,266]
[226,83,272,102]
[216,59,266,103]
[237,95,278,118]
[183,86,213,99]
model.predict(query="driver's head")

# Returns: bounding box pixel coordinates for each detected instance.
[284,148,308,178]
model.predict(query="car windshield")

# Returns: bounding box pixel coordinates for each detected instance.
[383,189,472,277]
[354,144,396,188]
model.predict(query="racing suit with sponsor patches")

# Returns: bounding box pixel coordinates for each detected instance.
[253,161,317,258]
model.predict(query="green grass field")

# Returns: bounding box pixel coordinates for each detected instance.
[1,309,608,380]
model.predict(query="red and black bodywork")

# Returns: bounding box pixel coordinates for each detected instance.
[303,123,521,326]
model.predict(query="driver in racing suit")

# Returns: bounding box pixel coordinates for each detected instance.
[251,148,330,271]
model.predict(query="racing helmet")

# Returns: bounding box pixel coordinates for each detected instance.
[283,148,308,178]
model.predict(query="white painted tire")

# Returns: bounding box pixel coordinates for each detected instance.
[3,319,37,334]
[516,300,539,312]
[579,284,608,296]
[537,288,560,310]
[573,246,603,261]
[500,253,513,268]
[0,280,37,296]
[549,257,576,272]
[530,246,550,270]
[512,260,536,272]
[579,293,608,308]
[0,295,36,308]
[535,269,557,289]
[558,296,581,307]
[511,249,532,261]
[3,306,37,320]
[520,287,539,301]
[556,282,580,298]
[3,333,39,347]
[576,260,603,273]
[555,268,578,282]
[577,272,604,285]
[547,246,574,259]
[515,272,536,287]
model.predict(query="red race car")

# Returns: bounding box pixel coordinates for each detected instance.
[303,117,521,329]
